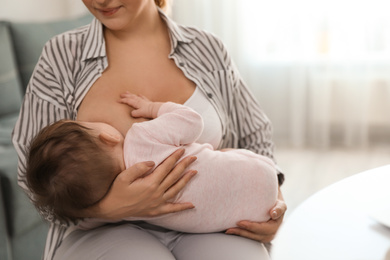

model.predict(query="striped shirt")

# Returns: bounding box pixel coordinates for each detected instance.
[12,9,278,260]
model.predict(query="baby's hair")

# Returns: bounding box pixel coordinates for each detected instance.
[26,120,120,221]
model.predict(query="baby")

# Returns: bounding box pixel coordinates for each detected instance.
[26,92,278,233]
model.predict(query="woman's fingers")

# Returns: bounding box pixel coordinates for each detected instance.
[149,148,186,184]
[270,201,287,220]
[91,148,196,219]
[155,202,195,215]
[160,155,197,191]
[117,161,155,183]
[225,227,275,243]
[225,193,287,243]
[225,220,278,243]
[163,169,197,201]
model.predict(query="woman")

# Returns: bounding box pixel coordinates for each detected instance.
[12,0,287,259]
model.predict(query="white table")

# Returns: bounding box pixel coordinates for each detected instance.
[272,165,390,260]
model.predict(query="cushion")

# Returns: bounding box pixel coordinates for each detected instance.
[0,177,11,260]
[0,145,48,240]
[0,114,19,146]
[9,14,93,92]
[0,22,23,117]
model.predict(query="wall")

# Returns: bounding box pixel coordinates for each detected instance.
[0,0,88,22]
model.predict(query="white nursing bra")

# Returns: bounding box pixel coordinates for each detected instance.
[184,87,222,149]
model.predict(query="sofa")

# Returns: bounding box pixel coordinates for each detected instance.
[0,14,92,260]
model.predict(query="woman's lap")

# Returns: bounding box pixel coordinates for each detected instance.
[53,223,175,260]
[53,223,269,260]
[172,232,269,260]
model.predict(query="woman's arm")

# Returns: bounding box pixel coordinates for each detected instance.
[229,68,287,242]
[12,43,72,203]
[229,59,287,243]
[13,42,197,223]
[213,35,287,242]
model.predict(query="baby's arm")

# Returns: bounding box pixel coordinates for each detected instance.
[119,92,204,146]
[119,92,163,119]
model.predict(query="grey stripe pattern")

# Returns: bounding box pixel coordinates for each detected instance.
[12,10,275,260]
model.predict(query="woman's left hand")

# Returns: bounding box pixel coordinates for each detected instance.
[225,187,287,243]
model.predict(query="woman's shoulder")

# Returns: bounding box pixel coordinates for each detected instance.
[39,16,98,58]
[35,23,91,77]
[174,23,231,69]
[174,23,227,60]
[177,23,224,46]
[37,19,101,72]
[44,23,91,51]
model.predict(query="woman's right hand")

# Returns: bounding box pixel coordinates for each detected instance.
[84,148,197,220]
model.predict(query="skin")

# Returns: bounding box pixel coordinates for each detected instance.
[77,93,163,175]
[79,0,286,243]
[78,0,197,219]
[78,121,127,172]
[121,93,287,243]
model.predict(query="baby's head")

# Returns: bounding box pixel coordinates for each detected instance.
[26,120,124,221]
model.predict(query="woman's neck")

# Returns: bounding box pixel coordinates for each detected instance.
[104,4,165,42]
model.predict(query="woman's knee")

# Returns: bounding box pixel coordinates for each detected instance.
[172,233,270,260]
[54,224,175,260]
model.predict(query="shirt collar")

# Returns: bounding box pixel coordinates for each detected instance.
[158,8,196,51]
[81,18,106,61]
[81,8,196,61]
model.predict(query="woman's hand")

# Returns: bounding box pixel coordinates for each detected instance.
[225,187,287,243]
[84,148,197,220]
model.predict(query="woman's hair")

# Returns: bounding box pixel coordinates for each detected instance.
[154,0,167,9]
[155,0,172,14]
[26,120,120,222]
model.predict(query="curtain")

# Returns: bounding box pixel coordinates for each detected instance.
[172,0,390,148]
[4,0,390,148]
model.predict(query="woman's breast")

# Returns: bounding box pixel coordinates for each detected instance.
[76,64,196,136]
[76,73,145,136]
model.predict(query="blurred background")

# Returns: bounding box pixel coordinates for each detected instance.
[171,0,390,215]
[2,0,390,215]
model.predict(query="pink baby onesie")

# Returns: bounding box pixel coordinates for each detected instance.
[120,102,279,233]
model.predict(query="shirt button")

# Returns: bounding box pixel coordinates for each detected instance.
[179,62,185,67]
[207,93,213,98]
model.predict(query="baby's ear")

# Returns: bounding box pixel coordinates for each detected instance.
[98,132,121,146]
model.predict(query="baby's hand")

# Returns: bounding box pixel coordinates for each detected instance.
[119,92,162,119]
